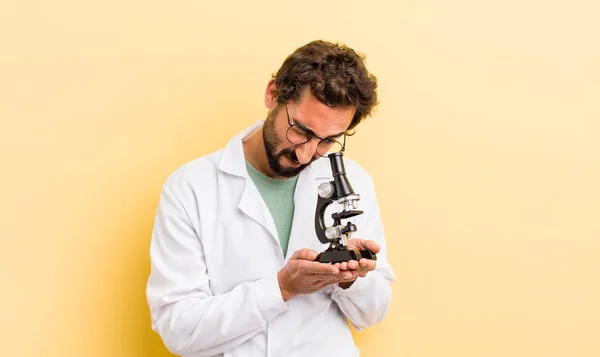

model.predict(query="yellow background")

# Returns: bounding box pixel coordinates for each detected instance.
[1,1,599,356]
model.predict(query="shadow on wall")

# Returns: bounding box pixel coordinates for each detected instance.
[95,185,387,357]
[86,102,255,356]
[90,183,176,357]
[86,141,386,356]
[116,224,175,357]
[121,200,175,357]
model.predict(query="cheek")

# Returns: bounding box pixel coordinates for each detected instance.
[274,128,293,150]
[276,122,290,143]
[264,120,282,145]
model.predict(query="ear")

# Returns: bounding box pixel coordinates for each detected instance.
[264,78,278,110]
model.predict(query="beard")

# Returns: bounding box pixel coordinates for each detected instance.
[262,107,315,178]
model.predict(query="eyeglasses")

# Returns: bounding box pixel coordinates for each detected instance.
[284,103,347,158]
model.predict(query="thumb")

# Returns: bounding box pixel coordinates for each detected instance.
[364,240,381,254]
[291,248,319,261]
[351,238,381,253]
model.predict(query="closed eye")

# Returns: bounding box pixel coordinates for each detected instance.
[290,125,312,138]
[292,121,344,141]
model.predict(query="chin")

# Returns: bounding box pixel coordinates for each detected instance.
[272,158,306,178]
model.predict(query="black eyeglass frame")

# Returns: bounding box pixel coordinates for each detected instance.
[284,103,348,157]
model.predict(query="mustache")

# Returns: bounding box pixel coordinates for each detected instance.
[279,148,299,163]
[278,148,319,165]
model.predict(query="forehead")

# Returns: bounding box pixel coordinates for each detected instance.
[290,89,355,136]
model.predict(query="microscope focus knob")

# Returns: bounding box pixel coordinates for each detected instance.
[318,182,334,198]
[325,226,341,239]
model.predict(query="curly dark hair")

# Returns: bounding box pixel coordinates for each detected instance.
[273,40,378,131]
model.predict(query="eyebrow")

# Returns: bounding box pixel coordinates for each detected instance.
[291,117,346,140]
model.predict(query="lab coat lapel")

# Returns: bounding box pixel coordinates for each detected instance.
[238,179,279,245]
[218,121,280,245]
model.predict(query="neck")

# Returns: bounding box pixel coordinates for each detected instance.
[243,126,278,178]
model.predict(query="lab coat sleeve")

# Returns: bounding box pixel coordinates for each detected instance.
[146,180,290,356]
[329,173,396,331]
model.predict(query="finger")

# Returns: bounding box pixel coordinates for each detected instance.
[310,278,335,291]
[361,259,377,272]
[363,240,381,254]
[340,271,355,281]
[316,280,334,290]
[328,271,356,283]
[300,260,340,275]
[339,277,357,284]
[355,260,376,278]
[291,248,319,261]
[316,273,350,286]
[339,262,349,270]
[347,260,359,270]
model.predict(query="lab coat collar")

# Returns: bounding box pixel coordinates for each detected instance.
[218,120,263,178]
[216,120,321,254]
[217,120,319,183]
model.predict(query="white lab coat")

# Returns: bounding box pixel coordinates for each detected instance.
[146,121,395,357]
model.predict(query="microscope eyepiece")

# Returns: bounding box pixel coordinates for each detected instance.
[329,152,355,199]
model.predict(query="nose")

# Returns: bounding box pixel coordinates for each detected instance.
[295,139,319,164]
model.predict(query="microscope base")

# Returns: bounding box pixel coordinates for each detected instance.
[316,249,377,264]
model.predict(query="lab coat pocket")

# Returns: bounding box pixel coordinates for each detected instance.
[209,216,277,293]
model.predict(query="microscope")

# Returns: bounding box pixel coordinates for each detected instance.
[314,152,377,263]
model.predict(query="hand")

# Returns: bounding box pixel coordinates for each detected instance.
[277,249,357,301]
[335,238,380,288]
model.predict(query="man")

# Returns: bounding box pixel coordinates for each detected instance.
[146,40,395,357]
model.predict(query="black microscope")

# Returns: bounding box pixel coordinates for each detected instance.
[314,152,377,263]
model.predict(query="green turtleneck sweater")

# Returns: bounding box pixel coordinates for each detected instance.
[245,161,299,257]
